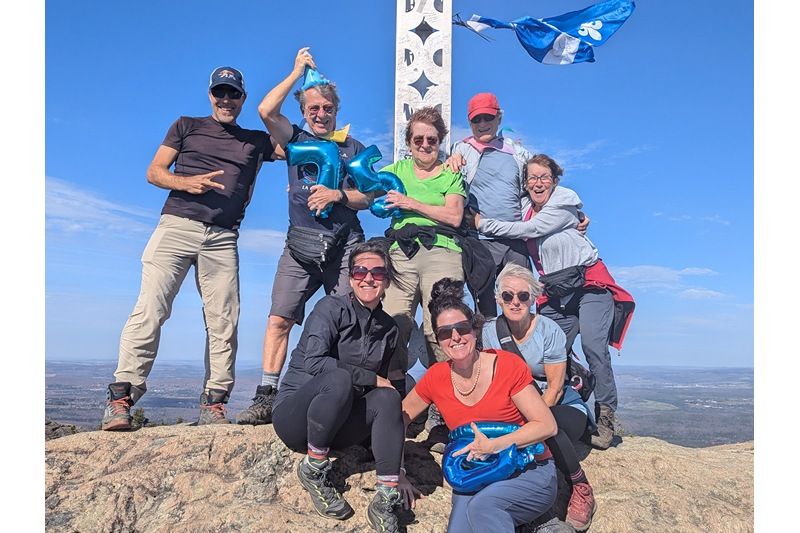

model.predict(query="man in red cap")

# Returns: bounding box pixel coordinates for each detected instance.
[447,92,536,317]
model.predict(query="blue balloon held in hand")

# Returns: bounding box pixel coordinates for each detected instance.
[345,145,406,219]
[286,140,342,218]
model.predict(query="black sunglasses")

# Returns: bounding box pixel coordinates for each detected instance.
[501,291,531,303]
[211,87,243,100]
[350,265,389,282]
[435,320,474,342]
[411,135,440,147]
[470,114,496,124]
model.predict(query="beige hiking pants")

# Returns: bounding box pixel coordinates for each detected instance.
[114,214,240,402]
[382,246,464,375]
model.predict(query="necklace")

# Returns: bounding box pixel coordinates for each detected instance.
[450,354,481,396]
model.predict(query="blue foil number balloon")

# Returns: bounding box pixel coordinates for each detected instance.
[345,145,406,219]
[286,140,342,218]
[442,422,546,493]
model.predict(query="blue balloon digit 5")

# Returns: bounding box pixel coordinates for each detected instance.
[286,140,343,218]
[345,145,407,219]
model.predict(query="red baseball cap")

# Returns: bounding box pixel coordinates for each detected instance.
[467,92,501,120]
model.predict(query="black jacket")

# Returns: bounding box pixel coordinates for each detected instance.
[274,294,399,409]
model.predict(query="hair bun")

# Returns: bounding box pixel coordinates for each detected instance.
[430,278,465,305]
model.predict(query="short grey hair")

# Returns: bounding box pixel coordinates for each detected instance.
[293,83,341,113]
[495,263,543,301]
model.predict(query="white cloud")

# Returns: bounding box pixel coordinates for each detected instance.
[679,288,725,300]
[238,228,286,256]
[610,264,720,293]
[46,176,155,236]
[653,211,731,226]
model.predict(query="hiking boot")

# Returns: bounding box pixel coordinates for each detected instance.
[566,482,597,531]
[236,385,277,425]
[528,515,577,533]
[366,486,402,532]
[424,403,445,433]
[296,457,354,520]
[590,405,615,450]
[101,382,133,431]
[198,389,231,425]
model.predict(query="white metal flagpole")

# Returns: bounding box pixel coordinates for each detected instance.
[393,0,452,162]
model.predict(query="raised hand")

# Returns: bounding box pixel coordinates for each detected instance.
[293,47,316,78]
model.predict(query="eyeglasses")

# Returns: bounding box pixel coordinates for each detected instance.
[411,135,440,147]
[350,265,389,282]
[500,291,531,303]
[527,174,553,184]
[470,114,496,124]
[211,87,243,100]
[435,320,474,342]
[306,104,336,115]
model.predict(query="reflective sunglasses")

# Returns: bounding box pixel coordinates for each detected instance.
[350,265,389,282]
[435,320,474,342]
[211,87,243,100]
[501,291,531,303]
[470,114,496,124]
[306,104,336,115]
[411,135,440,147]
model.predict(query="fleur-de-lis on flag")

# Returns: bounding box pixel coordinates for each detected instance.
[578,21,604,41]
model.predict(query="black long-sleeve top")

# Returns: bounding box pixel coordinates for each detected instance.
[273,294,399,410]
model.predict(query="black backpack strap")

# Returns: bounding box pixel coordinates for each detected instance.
[494,315,543,394]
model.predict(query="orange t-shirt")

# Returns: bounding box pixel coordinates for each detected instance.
[413,349,534,430]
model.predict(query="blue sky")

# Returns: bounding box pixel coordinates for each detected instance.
[44,0,754,368]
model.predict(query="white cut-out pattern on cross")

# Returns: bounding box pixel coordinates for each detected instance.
[578,20,603,41]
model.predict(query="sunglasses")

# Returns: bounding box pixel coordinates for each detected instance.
[211,87,243,100]
[306,104,336,115]
[501,291,531,303]
[470,114,496,124]
[350,265,389,282]
[435,320,474,342]
[411,135,440,147]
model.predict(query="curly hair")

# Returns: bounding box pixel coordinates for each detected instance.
[404,106,448,145]
[523,153,564,183]
[428,277,485,334]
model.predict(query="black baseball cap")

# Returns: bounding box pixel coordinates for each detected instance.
[209,66,246,94]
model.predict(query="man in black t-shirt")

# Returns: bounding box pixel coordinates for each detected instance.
[236,48,375,425]
[101,67,276,431]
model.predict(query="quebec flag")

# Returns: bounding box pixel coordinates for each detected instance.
[463,0,635,65]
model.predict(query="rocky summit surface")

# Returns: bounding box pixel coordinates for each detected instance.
[45,424,753,532]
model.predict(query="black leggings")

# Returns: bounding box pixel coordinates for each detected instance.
[272,367,404,476]
[545,405,589,482]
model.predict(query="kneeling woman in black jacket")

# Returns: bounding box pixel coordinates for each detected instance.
[272,241,409,532]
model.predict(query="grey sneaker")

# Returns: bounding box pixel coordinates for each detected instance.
[101,382,133,431]
[590,404,615,449]
[366,486,402,532]
[236,385,277,425]
[527,516,576,533]
[198,389,231,425]
[296,457,354,520]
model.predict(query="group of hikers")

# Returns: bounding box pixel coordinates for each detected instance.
[98,47,634,532]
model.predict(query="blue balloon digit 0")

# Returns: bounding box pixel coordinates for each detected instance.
[286,140,342,218]
[345,145,406,219]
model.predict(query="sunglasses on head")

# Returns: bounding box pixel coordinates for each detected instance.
[501,291,531,303]
[470,114,496,124]
[435,320,474,342]
[411,135,440,147]
[211,87,243,100]
[350,265,388,282]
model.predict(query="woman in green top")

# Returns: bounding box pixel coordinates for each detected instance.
[380,107,466,388]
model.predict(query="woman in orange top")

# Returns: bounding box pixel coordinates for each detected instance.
[400,278,558,533]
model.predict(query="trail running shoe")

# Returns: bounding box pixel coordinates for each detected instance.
[296,457,354,520]
[367,486,402,532]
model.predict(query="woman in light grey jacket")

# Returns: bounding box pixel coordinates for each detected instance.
[474,154,619,451]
